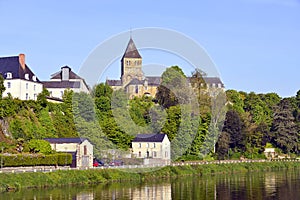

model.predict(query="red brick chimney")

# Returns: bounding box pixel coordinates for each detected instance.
[19,53,25,70]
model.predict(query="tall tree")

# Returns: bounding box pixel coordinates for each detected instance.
[270,98,299,154]
[156,66,188,109]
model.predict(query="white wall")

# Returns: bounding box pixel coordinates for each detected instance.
[47,79,90,99]
[132,135,171,160]
[3,79,43,100]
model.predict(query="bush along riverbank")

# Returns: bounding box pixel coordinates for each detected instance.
[1,161,300,192]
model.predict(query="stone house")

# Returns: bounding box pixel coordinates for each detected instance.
[0,54,43,100]
[132,134,171,164]
[44,138,93,168]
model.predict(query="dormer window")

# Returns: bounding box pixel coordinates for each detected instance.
[6,72,12,79]
[32,76,37,81]
[25,73,29,80]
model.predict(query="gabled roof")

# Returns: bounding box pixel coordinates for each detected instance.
[146,76,161,86]
[125,78,144,87]
[132,134,167,143]
[122,38,142,59]
[0,55,40,82]
[42,81,81,89]
[106,79,122,86]
[44,138,89,144]
[50,66,83,80]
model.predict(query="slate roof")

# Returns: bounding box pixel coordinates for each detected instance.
[146,76,161,86]
[125,78,144,86]
[42,81,81,89]
[132,134,167,143]
[106,76,224,88]
[44,138,88,144]
[50,66,83,80]
[106,79,122,86]
[0,55,40,82]
[122,38,141,59]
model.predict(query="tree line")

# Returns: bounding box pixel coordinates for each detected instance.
[0,66,299,160]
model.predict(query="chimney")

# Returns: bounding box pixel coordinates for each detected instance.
[19,54,25,70]
[61,66,70,81]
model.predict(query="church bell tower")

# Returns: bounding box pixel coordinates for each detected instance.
[121,38,143,85]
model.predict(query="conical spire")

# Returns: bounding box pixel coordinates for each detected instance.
[122,38,142,59]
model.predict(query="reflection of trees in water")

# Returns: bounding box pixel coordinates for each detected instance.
[1,171,299,199]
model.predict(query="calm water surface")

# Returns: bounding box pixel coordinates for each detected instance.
[1,170,299,199]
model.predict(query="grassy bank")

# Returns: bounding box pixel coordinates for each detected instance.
[1,161,300,192]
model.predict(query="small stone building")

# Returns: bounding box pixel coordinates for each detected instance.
[44,138,93,168]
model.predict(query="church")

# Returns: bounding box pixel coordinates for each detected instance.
[106,38,224,98]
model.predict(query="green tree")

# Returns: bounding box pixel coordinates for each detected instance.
[156,66,188,108]
[27,139,52,154]
[270,98,299,154]
[0,75,6,98]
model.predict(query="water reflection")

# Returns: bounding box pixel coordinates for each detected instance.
[1,170,300,200]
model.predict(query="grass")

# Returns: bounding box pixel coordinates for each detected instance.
[0,161,300,192]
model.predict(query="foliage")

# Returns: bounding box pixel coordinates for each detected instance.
[0,153,72,167]
[27,139,52,154]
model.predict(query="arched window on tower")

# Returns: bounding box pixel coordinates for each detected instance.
[135,85,139,94]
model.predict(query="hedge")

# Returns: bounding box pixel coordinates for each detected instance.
[0,153,72,167]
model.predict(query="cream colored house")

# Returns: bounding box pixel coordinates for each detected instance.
[0,54,43,100]
[132,134,171,164]
[44,138,93,168]
[42,66,90,99]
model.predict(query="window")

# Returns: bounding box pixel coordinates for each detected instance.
[126,60,131,65]
[6,72,12,79]
[25,93,28,100]
[146,143,149,148]
[153,143,156,148]
[34,94,37,100]
[50,91,52,97]
[138,151,141,157]
[153,151,157,157]
[7,82,11,88]
[60,91,64,98]
[135,85,139,94]
[84,145,87,155]
[144,86,148,90]
[26,83,29,89]
[25,73,29,80]
[32,76,37,81]
[139,143,141,148]
[34,84,36,91]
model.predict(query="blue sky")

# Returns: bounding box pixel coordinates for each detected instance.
[1,0,300,97]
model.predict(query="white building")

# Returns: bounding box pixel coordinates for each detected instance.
[132,134,171,164]
[42,66,90,99]
[0,54,43,100]
[44,138,93,168]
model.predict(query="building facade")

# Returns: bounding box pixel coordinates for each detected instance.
[44,138,93,168]
[106,38,224,98]
[0,54,43,100]
[132,134,171,162]
[42,66,90,99]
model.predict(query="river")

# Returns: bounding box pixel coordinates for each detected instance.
[1,169,299,199]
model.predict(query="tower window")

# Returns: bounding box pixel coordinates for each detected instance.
[7,82,11,88]
[126,60,131,65]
